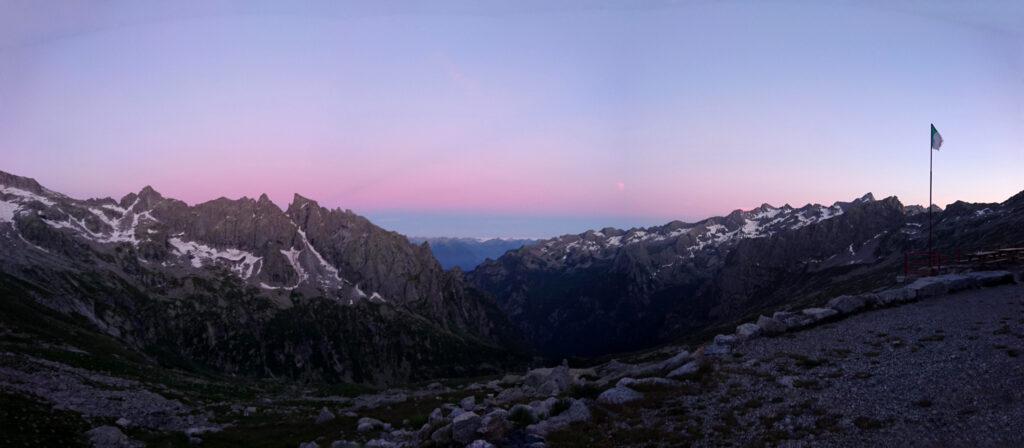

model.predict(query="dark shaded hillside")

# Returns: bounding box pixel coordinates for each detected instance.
[470,191,1024,359]
[0,170,524,385]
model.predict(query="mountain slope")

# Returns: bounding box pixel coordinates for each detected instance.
[468,191,1024,358]
[0,170,522,384]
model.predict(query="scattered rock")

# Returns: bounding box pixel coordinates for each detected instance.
[451,412,482,445]
[827,294,866,315]
[703,343,731,356]
[652,350,692,372]
[526,399,591,435]
[714,334,739,345]
[802,307,838,322]
[876,287,916,305]
[430,424,452,445]
[774,311,814,330]
[523,364,572,396]
[459,395,476,411]
[467,440,497,448]
[298,442,319,448]
[499,374,522,386]
[478,409,512,440]
[428,408,445,427]
[357,417,386,433]
[115,417,131,428]
[243,406,257,417]
[756,315,787,335]
[494,386,527,404]
[617,377,681,388]
[777,376,796,388]
[667,360,702,379]
[736,323,762,339]
[85,426,140,448]
[315,407,335,424]
[597,386,644,405]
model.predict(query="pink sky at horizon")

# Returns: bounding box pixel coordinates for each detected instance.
[1,1,1021,238]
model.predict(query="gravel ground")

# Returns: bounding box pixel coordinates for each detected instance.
[601,283,1024,448]
[750,283,1024,447]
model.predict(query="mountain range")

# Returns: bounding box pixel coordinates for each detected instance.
[2,168,1022,382]
[468,191,1024,358]
[0,170,522,384]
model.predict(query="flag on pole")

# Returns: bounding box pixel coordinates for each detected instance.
[931,124,943,150]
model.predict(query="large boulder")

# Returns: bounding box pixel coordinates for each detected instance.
[478,409,512,440]
[756,315,786,335]
[86,426,140,448]
[315,407,336,424]
[713,334,738,345]
[773,311,814,330]
[907,276,951,298]
[940,274,977,292]
[736,323,762,339]
[876,287,917,306]
[494,386,527,404]
[428,408,445,428]
[356,417,386,433]
[429,424,452,445]
[523,365,572,396]
[526,399,591,436]
[597,386,643,405]
[802,307,838,322]
[826,295,866,315]
[451,412,482,445]
[666,360,702,379]
[965,270,1015,287]
[703,343,731,356]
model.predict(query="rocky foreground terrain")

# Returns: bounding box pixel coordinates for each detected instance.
[3,269,1020,447]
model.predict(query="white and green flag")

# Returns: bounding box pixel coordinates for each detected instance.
[931,124,943,150]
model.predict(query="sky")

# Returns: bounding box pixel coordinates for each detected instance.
[0,1,1021,238]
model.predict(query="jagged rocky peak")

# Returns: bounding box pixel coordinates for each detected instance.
[0,170,48,194]
[117,185,165,210]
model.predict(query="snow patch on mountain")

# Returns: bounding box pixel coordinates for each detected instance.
[280,247,308,284]
[0,200,18,222]
[296,228,343,282]
[1,186,56,207]
[168,237,263,279]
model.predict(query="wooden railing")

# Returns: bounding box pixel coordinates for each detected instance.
[904,248,1024,278]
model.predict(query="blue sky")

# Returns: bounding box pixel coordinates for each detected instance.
[0,1,1021,238]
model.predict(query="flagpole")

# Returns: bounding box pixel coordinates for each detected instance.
[928,126,933,273]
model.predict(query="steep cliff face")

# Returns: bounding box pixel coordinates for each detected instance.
[0,170,521,384]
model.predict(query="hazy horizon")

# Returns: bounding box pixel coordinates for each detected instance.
[2,1,1022,238]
